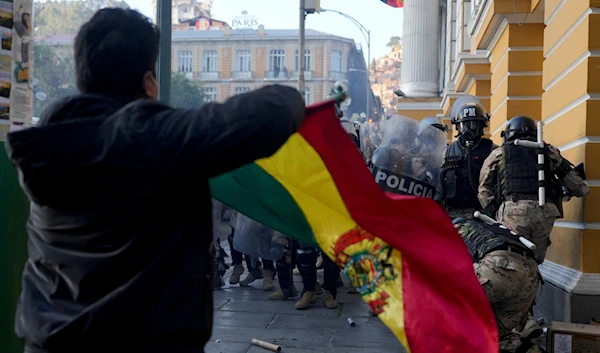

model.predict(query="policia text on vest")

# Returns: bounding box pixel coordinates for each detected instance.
[372,166,436,199]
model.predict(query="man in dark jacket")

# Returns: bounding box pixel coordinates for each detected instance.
[6,8,305,353]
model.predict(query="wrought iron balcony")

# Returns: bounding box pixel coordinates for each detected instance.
[290,71,313,80]
[231,71,253,80]
[199,71,220,81]
[264,71,289,80]
[328,71,347,81]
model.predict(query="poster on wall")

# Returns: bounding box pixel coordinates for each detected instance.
[8,0,32,132]
[0,0,13,130]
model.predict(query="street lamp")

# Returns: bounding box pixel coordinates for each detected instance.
[320,9,371,119]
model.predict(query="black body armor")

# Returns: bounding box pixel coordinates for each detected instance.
[499,140,552,202]
[456,219,534,263]
[442,138,494,209]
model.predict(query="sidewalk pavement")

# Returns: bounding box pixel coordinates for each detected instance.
[207,219,407,353]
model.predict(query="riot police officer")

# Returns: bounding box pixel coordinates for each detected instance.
[441,95,497,218]
[341,118,360,149]
[295,243,340,310]
[421,116,449,134]
[478,116,589,264]
[267,235,299,300]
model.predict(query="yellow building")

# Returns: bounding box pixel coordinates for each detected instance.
[171,26,357,105]
[397,0,600,322]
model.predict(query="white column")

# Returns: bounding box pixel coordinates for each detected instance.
[400,0,441,97]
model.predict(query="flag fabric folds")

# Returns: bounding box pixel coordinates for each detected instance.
[209,101,498,353]
[381,0,404,8]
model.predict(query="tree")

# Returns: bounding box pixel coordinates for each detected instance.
[170,73,207,109]
[387,36,402,48]
[33,43,78,116]
[34,0,130,39]
[32,1,205,115]
[370,58,377,71]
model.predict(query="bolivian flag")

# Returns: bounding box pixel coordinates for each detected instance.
[381,0,403,8]
[210,101,498,353]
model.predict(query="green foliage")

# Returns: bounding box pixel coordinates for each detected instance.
[386,36,401,48]
[33,43,77,116]
[32,0,206,115]
[170,73,206,109]
[370,58,377,71]
[34,0,130,39]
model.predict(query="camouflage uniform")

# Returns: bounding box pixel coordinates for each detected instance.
[479,145,589,264]
[475,250,539,339]
[456,219,540,352]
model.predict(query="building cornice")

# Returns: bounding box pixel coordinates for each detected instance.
[451,50,491,92]
[396,101,443,111]
[468,0,544,52]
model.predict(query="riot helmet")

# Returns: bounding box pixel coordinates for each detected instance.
[421,116,448,132]
[371,146,403,171]
[502,115,537,143]
[341,118,360,148]
[382,115,418,148]
[450,95,490,144]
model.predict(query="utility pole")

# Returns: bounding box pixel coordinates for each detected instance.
[298,0,306,98]
[156,0,172,104]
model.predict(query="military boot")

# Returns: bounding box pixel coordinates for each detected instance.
[239,272,257,287]
[229,265,244,285]
[322,290,338,309]
[520,318,543,340]
[214,274,225,288]
[268,285,298,300]
[295,291,317,310]
[262,269,275,291]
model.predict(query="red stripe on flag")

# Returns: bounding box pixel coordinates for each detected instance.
[381,0,403,8]
[298,101,498,353]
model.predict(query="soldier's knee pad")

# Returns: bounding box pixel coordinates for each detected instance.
[297,248,318,264]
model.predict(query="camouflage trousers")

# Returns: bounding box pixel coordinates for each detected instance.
[498,201,557,264]
[474,250,539,339]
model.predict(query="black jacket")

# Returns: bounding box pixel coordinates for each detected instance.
[6,85,305,353]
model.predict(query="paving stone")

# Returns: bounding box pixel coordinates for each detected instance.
[213,311,275,328]
[205,341,249,353]
[210,325,335,346]
[219,298,342,317]
[208,219,402,352]
[269,313,368,330]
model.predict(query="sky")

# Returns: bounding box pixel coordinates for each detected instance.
[126,0,404,60]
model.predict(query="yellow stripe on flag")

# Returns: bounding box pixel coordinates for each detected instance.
[257,133,411,351]
[255,133,355,251]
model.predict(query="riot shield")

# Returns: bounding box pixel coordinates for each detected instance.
[371,115,447,199]
[211,198,224,241]
[359,121,383,162]
[450,95,486,120]
[233,212,285,261]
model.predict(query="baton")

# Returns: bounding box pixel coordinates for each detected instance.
[473,212,536,251]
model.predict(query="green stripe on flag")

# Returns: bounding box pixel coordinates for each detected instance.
[210,163,318,247]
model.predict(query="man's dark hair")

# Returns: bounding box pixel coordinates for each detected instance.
[75,8,160,97]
